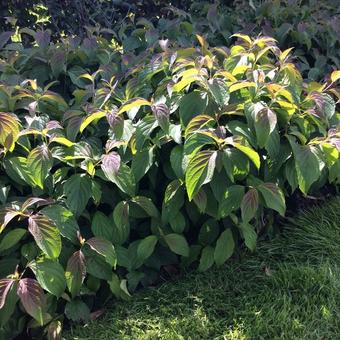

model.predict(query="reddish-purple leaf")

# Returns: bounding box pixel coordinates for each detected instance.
[35,30,50,49]
[0,209,21,233]
[83,37,98,51]
[46,120,63,131]
[17,278,46,325]
[65,250,86,298]
[151,103,170,130]
[28,214,61,258]
[21,197,54,212]
[66,116,82,141]
[0,278,14,309]
[309,92,335,120]
[241,188,259,222]
[106,107,121,128]
[193,189,207,213]
[86,237,117,268]
[101,152,121,181]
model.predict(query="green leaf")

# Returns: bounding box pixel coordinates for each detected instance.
[65,299,90,322]
[179,91,208,127]
[41,205,79,244]
[241,188,259,222]
[17,278,46,326]
[137,235,158,262]
[91,211,114,242]
[108,273,131,300]
[64,174,92,216]
[86,237,117,268]
[40,91,67,108]
[233,142,260,169]
[3,157,36,187]
[27,145,53,188]
[0,228,26,252]
[258,183,286,216]
[184,131,218,156]
[169,212,186,233]
[285,158,298,192]
[198,219,219,245]
[239,222,257,251]
[198,245,214,271]
[222,149,250,182]
[104,163,136,197]
[113,201,130,245]
[84,249,112,280]
[131,196,159,217]
[185,150,217,201]
[28,214,61,259]
[214,229,235,266]
[170,145,187,179]
[29,259,66,297]
[65,250,86,298]
[218,185,244,218]
[131,147,154,181]
[254,108,277,148]
[208,78,230,107]
[162,180,185,223]
[164,233,189,257]
[288,137,321,194]
[169,124,182,144]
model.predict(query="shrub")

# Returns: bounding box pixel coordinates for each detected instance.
[0,29,339,338]
[2,1,339,81]
[254,0,340,79]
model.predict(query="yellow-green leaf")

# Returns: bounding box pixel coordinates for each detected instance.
[331,70,340,83]
[80,111,106,133]
[118,98,151,115]
[229,82,256,93]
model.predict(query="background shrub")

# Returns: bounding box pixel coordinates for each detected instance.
[1,0,339,79]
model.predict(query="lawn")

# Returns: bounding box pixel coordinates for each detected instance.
[66,197,340,339]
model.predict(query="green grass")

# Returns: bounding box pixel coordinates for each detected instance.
[65,197,340,340]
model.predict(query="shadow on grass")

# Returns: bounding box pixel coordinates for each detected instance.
[67,197,340,339]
